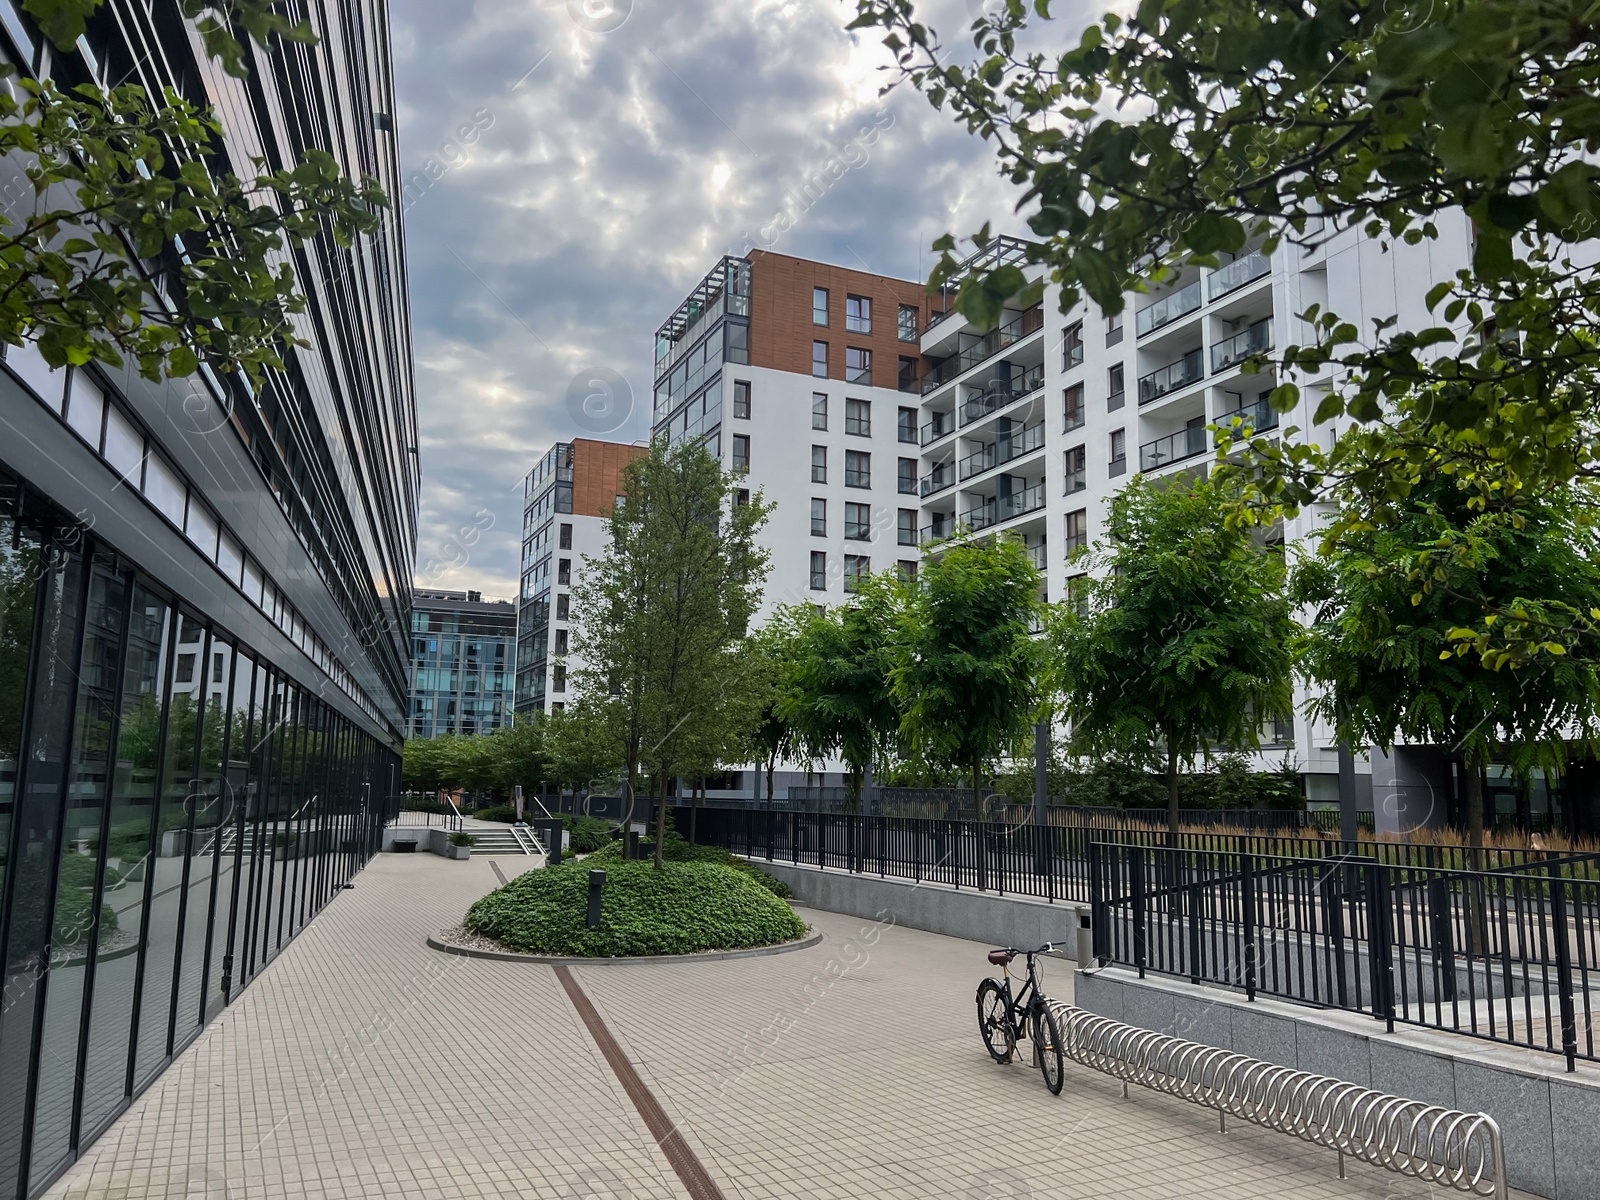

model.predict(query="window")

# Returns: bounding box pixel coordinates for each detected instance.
[1062,321,1084,369]
[812,392,828,430]
[811,498,827,537]
[212,652,225,684]
[1110,428,1127,476]
[813,286,829,325]
[1065,509,1088,553]
[845,346,871,385]
[176,653,196,684]
[897,457,917,494]
[551,664,566,693]
[1107,363,1125,412]
[736,487,751,507]
[844,449,870,488]
[810,551,827,590]
[1064,384,1085,431]
[1066,572,1090,614]
[897,508,917,546]
[898,356,918,392]
[555,629,569,655]
[843,554,870,593]
[845,502,871,540]
[812,341,829,377]
[732,433,750,473]
[846,294,872,333]
[897,559,919,581]
[811,445,827,483]
[733,379,751,419]
[1064,446,1086,494]
[898,406,917,443]
[559,522,572,550]
[558,558,571,586]
[846,398,871,436]
[898,304,919,342]
[1106,311,1124,346]
[556,594,569,620]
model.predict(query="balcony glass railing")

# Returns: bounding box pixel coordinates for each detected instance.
[959,444,995,481]
[1027,543,1047,571]
[1207,250,1271,300]
[1138,348,1204,404]
[1139,425,1210,472]
[1135,280,1202,336]
[960,423,1046,482]
[1215,397,1279,434]
[964,481,1046,531]
[959,363,1046,425]
[920,463,956,497]
[920,411,956,447]
[920,516,955,544]
[1211,317,1274,373]
[922,306,1044,394]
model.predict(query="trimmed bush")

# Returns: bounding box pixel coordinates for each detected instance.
[472,804,517,823]
[464,858,806,956]
[560,813,613,852]
[585,832,792,898]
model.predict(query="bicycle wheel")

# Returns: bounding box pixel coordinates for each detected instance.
[1032,1004,1065,1095]
[976,979,1015,1063]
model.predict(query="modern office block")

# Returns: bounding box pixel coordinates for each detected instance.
[408,591,516,737]
[0,3,415,1195]
[514,439,644,719]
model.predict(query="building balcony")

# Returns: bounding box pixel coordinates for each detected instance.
[960,422,1045,481]
[1027,542,1047,571]
[1207,250,1272,301]
[959,363,1046,425]
[1135,280,1202,337]
[1139,425,1209,472]
[920,411,957,447]
[1216,396,1279,434]
[1138,348,1204,404]
[920,462,956,498]
[963,481,1046,532]
[920,515,956,544]
[1211,317,1274,373]
[921,306,1044,394]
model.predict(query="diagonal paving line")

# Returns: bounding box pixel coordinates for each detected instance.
[554,964,729,1200]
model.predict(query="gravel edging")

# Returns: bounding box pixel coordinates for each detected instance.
[425,926,824,965]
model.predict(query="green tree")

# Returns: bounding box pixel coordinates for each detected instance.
[1294,477,1600,851]
[744,618,801,809]
[0,1,384,381]
[544,701,624,798]
[848,0,1600,663]
[776,573,904,810]
[1051,473,1295,832]
[570,438,770,866]
[893,536,1042,812]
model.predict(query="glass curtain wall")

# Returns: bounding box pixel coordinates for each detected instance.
[0,475,400,1200]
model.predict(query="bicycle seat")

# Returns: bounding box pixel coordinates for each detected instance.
[987,949,1015,966]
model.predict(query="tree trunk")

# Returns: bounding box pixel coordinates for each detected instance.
[1165,731,1180,838]
[766,752,776,813]
[654,777,669,868]
[690,778,700,844]
[1463,747,1488,953]
[972,755,982,821]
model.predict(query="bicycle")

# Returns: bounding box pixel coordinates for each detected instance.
[975,943,1065,1095]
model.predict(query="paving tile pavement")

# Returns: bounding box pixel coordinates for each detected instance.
[44,852,1532,1200]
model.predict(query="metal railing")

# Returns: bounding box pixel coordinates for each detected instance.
[1049,1004,1506,1197]
[920,462,956,497]
[1090,841,1600,1068]
[1138,348,1204,404]
[1139,425,1209,472]
[1211,317,1274,373]
[1135,280,1202,336]
[922,307,1044,394]
[959,364,1047,424]
[920,516,956,544]
[920,412,956,447]
[964,481,1046,531]
[1207,249,1272,300]
[1216,397,1278,434]
[960,423,1045,481]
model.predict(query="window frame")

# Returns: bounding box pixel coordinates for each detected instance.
[812,340,829,378]
[845,397,871,437]
[846,294,872,333]
[811,444,827,484]
[845,345,871,385]
[732,379,751,419]
[844,449,871,489]
[813,286,829,326]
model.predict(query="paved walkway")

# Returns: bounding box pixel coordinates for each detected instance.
[45,852,1518,1200]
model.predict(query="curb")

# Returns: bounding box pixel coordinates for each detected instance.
[424,927,823,965]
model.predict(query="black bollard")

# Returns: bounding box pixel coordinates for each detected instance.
[587,869,606,929]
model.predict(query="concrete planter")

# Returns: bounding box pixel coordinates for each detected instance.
[447,844,472,860]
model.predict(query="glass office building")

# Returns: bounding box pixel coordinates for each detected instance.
[0,3,415,1196]
[409,591,516,737]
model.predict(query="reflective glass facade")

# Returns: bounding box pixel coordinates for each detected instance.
[0,2,413,1196]
[409,592,515,737]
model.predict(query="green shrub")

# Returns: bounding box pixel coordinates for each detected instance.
[465,859,806,956]
[582,831,791,897]
[448,832,476,847]
[559,813,613,852]
[472,804,517,823]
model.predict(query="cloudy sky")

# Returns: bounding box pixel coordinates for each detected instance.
[389,0,1082,601]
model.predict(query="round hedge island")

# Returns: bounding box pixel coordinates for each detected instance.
[462,842,807,958]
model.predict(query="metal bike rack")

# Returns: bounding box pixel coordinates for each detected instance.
[1047,1003,1506,1198]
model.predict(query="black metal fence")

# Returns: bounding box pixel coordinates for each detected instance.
[1090,840,1600,1069]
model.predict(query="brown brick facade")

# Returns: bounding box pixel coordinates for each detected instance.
[570,438,646,518]
[746,250,940,388]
